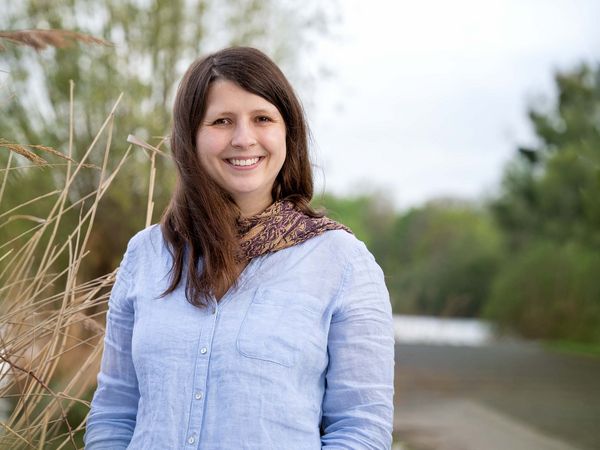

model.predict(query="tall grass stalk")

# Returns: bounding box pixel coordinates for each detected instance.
[0,84,157,449]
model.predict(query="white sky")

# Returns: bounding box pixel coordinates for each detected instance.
[303,0,600,209]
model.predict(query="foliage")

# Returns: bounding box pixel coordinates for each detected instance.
[483,241,600,342]
[492,64,600,250]
[487,64,600,343]
[385,200,502,317]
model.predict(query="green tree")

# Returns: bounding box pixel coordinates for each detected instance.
[486,64,600,343]
[492,64,600,250]
[484,241,600,342]
[387,200,502,317]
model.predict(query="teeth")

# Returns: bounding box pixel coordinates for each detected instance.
[228,157,260,167]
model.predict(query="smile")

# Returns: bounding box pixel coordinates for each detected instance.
[225,157,264,167]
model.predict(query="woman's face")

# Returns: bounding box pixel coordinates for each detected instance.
[196,79,287,216]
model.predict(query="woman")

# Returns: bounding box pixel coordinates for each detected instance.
[85,47,394,449]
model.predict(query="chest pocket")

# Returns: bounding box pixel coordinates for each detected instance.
[236,288,322,367]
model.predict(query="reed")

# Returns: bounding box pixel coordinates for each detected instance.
[0,29,111,52]
[0,82,158,449]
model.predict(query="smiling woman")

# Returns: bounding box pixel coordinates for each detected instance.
[84,47,395,449]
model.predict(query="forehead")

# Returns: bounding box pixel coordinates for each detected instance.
[204,79,279,114]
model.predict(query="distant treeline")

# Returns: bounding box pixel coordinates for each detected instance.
[318,64,600,345]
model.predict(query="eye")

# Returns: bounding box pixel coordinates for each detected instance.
[211,118,231,126]
[256,116,272,123]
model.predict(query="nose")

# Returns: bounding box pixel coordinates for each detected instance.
[231,120,257,149]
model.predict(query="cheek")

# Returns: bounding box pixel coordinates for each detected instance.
[196,133,224,159]
[266,127,287,156]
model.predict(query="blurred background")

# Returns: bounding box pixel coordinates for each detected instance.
[1,0,599,449]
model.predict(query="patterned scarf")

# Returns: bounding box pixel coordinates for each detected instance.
[236,200,352,261]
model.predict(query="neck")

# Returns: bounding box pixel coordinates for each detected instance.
[235,195,274,218]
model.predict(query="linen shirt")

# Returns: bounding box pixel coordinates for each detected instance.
[84,225,395,449]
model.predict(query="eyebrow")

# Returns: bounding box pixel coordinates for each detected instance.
[205,108,279,116]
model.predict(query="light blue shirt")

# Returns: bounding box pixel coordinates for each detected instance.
[85,224,395,449]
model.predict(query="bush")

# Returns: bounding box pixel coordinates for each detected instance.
[483,241,600,343]
[387,201,503,317]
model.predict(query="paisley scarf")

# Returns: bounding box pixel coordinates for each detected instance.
[237,200,352,261]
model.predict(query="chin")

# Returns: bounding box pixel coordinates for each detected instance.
[229,186,262,196]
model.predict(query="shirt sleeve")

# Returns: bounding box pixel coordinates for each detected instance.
[84,240,140,450]
[320,243,395,449]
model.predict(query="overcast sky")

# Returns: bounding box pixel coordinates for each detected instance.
[303,0,600,209]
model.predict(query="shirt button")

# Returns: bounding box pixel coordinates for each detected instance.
[187,436,195,444]
[195,391,203,400]
[200,347,208,354]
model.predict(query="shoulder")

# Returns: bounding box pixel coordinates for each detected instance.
[318,230,387,295]
[312,229,376,267]
[127,223,165,252]
[292,229,383,285]
[120,224,170,274]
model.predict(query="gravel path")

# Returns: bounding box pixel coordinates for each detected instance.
[393,341,600,450]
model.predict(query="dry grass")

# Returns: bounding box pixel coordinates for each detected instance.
[0,82,158,449]
[0,30,112,52]
[0,140,99,168]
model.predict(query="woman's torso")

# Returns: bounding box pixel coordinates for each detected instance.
[125,224,359,449]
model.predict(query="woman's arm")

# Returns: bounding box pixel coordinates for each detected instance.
[320,243,395,449]
[84,242,140,449]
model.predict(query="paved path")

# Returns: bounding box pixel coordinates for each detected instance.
[393,341,600,450]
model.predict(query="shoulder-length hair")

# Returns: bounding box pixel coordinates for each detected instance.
[161,46,318,307]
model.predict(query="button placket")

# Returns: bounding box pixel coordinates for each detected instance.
[184,306,220,447]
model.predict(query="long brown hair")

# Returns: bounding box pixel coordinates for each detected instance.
[161,47,318,307]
